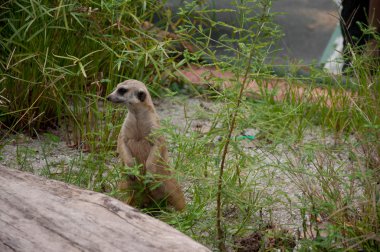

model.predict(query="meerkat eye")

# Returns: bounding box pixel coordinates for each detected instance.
[117,87,128,95]
[136,90,146,102]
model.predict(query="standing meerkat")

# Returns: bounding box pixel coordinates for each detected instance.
[106,79,185,211]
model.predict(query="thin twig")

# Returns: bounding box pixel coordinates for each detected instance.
[216,44,255,252]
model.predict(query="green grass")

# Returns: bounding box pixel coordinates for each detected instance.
[1,0,379,251]
[0,0,181,139]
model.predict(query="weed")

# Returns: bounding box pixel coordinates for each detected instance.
[0,0,178,145]
[1,0,379,251]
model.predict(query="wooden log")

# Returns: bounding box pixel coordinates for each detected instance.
[0,165,210,252]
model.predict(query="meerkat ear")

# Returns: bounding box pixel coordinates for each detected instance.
[136,90,146,102]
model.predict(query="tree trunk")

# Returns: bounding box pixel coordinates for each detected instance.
[0,165,210,252]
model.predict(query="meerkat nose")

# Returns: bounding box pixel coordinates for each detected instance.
[106,96,111,101]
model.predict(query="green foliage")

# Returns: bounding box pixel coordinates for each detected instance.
[1,0,379,251]
[0,0,177,137]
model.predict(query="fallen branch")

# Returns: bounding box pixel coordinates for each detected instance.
[0,166,210,252]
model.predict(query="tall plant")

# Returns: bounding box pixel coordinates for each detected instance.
[0,0,173,142]
[177,0,280,249]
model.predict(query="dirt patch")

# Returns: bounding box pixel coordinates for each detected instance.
[235,232,263,252]
[0,96,360,242]
[0,134,83,175]
[235,227,296,252]
[0,97,215,172]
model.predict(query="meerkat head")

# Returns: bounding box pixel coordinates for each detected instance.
[106,80,151,110]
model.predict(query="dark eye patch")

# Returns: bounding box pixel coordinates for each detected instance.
[117,87,128,95]
[136,91,146,102]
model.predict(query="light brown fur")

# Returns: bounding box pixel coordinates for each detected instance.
[106,79,185,211]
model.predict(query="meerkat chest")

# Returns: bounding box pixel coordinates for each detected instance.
[126,139,152,165]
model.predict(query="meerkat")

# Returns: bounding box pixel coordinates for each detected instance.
[106,79,185,211]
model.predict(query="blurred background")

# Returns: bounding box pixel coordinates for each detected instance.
[165,0,341,67]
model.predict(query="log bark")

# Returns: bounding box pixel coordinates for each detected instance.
[0,165,210,252]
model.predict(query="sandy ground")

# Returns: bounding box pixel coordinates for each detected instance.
[0,96,358,239]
